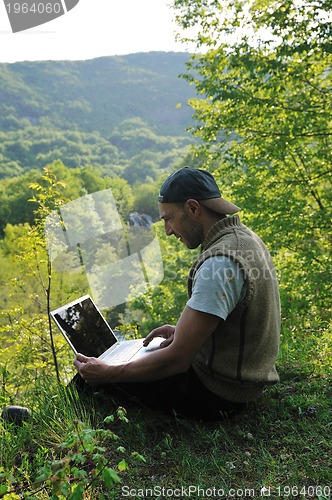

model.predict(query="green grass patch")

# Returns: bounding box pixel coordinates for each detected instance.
[1,306,331,499]
[1,361,331,499]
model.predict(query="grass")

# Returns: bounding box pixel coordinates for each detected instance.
[0,313,331,499]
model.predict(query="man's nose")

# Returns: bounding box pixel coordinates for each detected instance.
[165,223,174,237]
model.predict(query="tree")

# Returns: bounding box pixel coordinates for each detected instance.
[0,167,89,396]
[172,0,331,310]
[131,179,161,220]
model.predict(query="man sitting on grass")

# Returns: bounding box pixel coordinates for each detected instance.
[74,167,281,421]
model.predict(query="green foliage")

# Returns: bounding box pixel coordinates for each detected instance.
[0,166,91,394]
[130,180,161,220]
[0,123,191,182]
[0,53,194,137]
[0,391,145,499]
[34,417,122,498]
[0,127,119,179]
[0,53,196,181]
[1,371,331,497]
[0,161,141,235]
[0,310,75,403]
[172,0,331,316]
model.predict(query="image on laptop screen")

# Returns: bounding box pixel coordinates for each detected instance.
[53,296,117,357]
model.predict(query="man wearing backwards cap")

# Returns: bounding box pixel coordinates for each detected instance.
[75,168,281,420]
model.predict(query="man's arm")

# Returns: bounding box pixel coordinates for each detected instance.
[74,305,220,385]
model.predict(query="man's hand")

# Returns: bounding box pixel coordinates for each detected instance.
[74,353,115,385]
[73,307,220,385]
[143,324,175,348]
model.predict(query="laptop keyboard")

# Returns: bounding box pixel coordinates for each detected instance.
[104,340,142,363]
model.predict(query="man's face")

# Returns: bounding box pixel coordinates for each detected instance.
[158,201,203,249]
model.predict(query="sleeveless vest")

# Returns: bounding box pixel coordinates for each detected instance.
[188,215,281,402]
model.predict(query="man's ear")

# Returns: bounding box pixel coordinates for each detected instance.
[185,199,201,217]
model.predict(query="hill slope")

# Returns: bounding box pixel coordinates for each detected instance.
[0,52,195,137]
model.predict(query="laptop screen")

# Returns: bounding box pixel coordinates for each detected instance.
[52,295,117,357]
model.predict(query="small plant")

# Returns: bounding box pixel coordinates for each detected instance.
[0,407,145,499]
[33,407,141,499]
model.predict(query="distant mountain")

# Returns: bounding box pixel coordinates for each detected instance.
[0,52,195,137]
[0,52,197,180]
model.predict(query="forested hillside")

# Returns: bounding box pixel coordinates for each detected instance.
[0,52,196,179]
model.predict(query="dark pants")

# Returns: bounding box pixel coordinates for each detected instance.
[72,367,246,421]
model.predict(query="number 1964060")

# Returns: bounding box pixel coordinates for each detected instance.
[276,485,331,497]
[6,3,62,14]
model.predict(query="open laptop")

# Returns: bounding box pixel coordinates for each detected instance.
[51,294,161,364]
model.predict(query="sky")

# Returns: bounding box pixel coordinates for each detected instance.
[0,0,192,63]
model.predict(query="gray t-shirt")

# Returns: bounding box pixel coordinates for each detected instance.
[187,256,247,320]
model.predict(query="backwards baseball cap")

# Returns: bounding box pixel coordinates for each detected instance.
[158,167,241,215]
